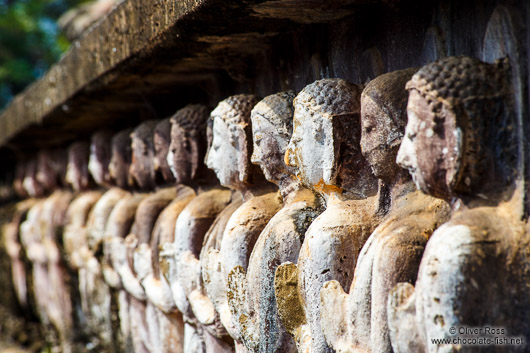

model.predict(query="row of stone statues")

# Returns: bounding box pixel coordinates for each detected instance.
[2,55,529,353]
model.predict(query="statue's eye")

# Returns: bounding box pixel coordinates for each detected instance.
[363,118,375,134]
[407,131,417,140]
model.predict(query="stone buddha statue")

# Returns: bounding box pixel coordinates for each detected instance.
[387,56,529,352]
[19,194,48,326]
[3,198,37,309]
[227,91,324,353]
[42,145,90,353]
[132,117,199,353]
[88,129,114,188]
[115,121,166,301]
[109,127,135,190]
[66,134,129,351]
[109,119,181,353]
[24,145,85,353]
[100,127,147,352]
[156,104,235,353]
[22,158,45,198]
[65,142,92,192]
[98,127,138,292]
[319,68,451,353]
[6,149,66,312]
[197,94,282,353]
[273,78,380,353]
[76,125,144,351]
[37,149,68,193]
[18,156,59,326]
[153,118,177,185]
[90,128,136,277]
[62,131,120,350]
[62,130,131,351]
[64,130,115,270]
[12,152,63,330]
[4,160,39,311]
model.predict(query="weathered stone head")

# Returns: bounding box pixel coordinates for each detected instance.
[36,150,56,192]
[360,68,417,183]
[14,161,28,198]
[130,120,159,190]
[397,56,515,201]
[88,129,113,187]
[206,94,264,190]
[167,104,214,186]
[109,127,134,189]
[66,141,91,192]
[285,79,377,198]
[250,91,296,185]
[23,158,44,197]
[37,149,68,192]
[153,119,176,184]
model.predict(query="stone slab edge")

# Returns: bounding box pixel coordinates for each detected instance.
[0,0,207,147]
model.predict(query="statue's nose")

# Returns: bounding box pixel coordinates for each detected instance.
[396,139,412,169]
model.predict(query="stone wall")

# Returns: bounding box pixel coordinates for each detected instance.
[0,1,529,352]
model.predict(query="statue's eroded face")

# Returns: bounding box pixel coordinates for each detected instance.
[360,96,401,182]
[285,108,335,188]
[109,148,131,189]
[66,143,90,192]
[154,130,174,183]
[109,130,133,189]
[168,124,194,185]
[37,151,58,191]
[206,117,241,188]
[251,114,289,184]
[88,132,112,187]
[23,159,44,197]
[130,132,156,190]
[397,90,460,198]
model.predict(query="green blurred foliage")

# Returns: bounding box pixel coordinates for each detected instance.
[0,0,87,110]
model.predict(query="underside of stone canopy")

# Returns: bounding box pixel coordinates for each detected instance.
[1,0,526,172]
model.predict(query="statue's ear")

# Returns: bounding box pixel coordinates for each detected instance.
[237,125,251,183]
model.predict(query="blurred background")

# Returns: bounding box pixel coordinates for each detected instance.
[0,0,118,110]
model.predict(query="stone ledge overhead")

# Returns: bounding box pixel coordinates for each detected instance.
[0,0,371,155]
